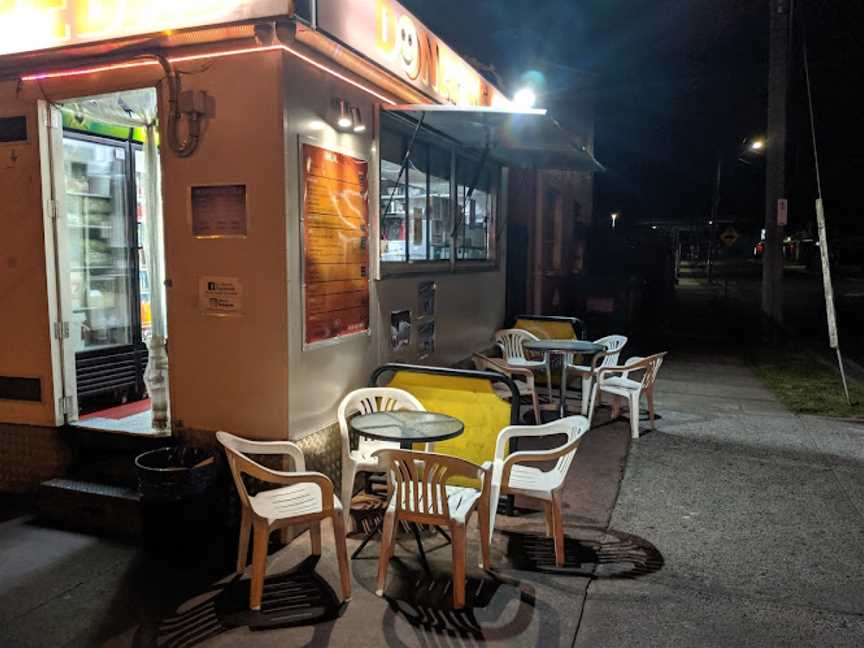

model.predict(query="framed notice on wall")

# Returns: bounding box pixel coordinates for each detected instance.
[190,184,248,238]
[301,143,370,347]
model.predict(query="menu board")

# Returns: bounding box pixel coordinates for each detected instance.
[190,184,248,238]
[302,144,370,345]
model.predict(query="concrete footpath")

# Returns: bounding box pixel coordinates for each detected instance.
[2,331,864,644]
[575,347,864,647]
[0,413,631,647]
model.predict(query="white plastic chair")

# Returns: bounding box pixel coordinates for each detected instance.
[587,352,667,439]
[488,416,589,566]
[216,431,351,610]
[564,335,628,415]
[495,328,553,403]
[337,387,426,524]
[373,448,492,608]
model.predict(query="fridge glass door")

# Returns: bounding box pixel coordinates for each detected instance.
[134,146,152,342]
[63,137,134,352]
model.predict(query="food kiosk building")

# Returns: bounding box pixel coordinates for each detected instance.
[0,0,601,490]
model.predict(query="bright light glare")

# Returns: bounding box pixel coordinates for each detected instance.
[513,87,536,109]
[750,139,765,151]
[337,117,352,129]
[611,212,620,228]
[308,120,327,131]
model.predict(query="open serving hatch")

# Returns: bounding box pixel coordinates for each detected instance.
[382,104,605,172]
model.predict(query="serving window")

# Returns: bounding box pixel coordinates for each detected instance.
[380,126,407,263]
[379,114,497,271]
[456,156,497,261]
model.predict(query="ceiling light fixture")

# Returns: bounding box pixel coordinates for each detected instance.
[351,106,365,133]
[336,99,353,130]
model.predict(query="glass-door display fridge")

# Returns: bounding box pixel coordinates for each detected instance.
[63,133,148,410]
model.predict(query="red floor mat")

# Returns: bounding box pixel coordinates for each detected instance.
[79,399,150,421]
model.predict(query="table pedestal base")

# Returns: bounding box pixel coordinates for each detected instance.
[352,511,451,573]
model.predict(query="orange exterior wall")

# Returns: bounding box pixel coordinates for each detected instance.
[0,87,54,426]
[0,50,289,440]
[159,51,289,440]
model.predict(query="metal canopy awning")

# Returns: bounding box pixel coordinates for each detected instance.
[382,104,604,172]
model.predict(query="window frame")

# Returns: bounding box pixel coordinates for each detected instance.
[378,111,500,277]
[454,152,499,266]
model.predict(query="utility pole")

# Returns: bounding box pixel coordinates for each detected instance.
[708,155,723,284]
[763,0,791,337]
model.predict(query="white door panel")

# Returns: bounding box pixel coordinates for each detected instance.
[38,101,78,424]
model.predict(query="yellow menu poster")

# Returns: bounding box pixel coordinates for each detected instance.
[302,144,370,345]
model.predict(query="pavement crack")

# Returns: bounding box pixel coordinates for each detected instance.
[795,410,864,525]
[571,438,632,648]
[2,552,129,625]
[6,578,88,623]
[828,461,864,526]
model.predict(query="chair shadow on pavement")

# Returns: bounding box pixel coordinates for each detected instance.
[377,557,537,643]
[132,556,345,647]
[504,527,664,579]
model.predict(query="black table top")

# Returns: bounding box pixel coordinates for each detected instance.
[348,411,464,445]
[524,339,605,354]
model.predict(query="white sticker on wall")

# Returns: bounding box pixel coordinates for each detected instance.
[199,276,244,316]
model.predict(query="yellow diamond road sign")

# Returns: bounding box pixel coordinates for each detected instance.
[720,226,739,247]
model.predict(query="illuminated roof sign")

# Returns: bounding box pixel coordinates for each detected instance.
[0,0,510,109]
[0,0,293,57]
[316,0,509,108]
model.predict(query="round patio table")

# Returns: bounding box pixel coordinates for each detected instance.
[349,410,463,450]
[524,339,605,419]
[348,410,464,568]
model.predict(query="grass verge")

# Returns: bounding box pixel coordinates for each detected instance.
[751,349,864,418]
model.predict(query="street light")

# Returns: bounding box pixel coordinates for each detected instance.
[611,212,620,228]
[513,87,536,109]
[749,138,766,152]
[707,135,767,282]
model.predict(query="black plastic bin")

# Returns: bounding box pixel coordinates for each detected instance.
[135,445,221,550]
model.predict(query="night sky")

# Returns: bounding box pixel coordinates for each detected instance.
[401,0,863,234]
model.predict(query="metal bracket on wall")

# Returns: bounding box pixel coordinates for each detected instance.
[53,321,69,340]
[58,395,74,416]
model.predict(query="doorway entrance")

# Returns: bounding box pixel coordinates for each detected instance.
[41,88,166,435]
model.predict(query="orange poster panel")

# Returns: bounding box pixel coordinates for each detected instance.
[304,210,367,231]
[304,227,368,264]
[306,307,369,343]
[302,144,370,345]
[304,175,368,229]
[305,262,368,284]
[306,279,369,298]
[307,291,369,316]
[303,145,368,186]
